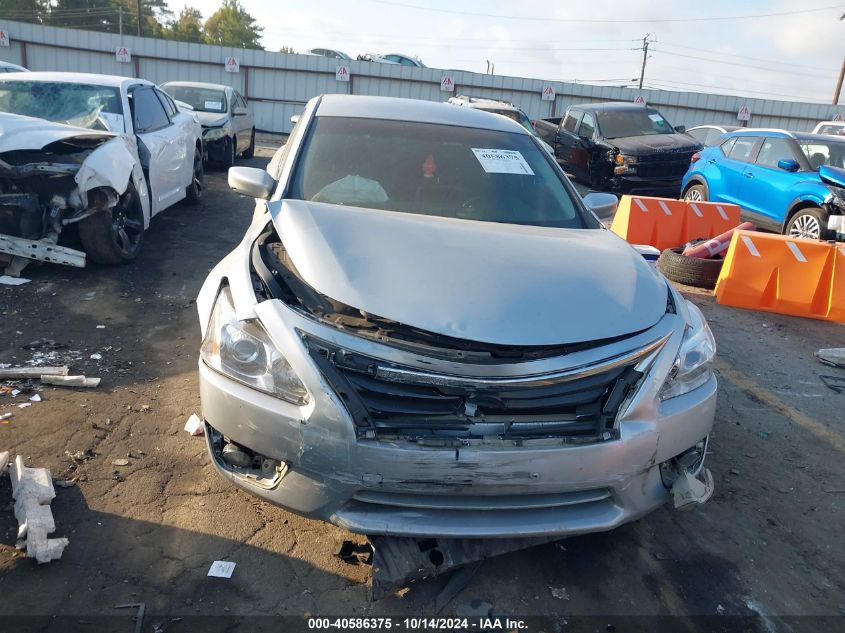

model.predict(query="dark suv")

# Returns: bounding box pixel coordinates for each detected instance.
[535,102,701,195]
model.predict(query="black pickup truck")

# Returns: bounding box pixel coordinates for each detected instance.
[534,102,702,196]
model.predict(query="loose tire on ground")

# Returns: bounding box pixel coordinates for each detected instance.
[78,184,145,265]
[242,129,255,159]
[657,247,724,289]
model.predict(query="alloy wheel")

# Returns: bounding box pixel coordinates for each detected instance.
[789,214,820,240]
[684,189,703,202]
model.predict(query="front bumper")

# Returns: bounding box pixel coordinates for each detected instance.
[198,300,717,538]
[202,133,228,162]
[610,174,685,197]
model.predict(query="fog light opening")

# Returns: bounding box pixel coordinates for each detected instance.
[208,426,288,490]
[659,435,709,489]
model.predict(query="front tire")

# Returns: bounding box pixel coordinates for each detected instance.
[221,135,236,169]
[683,183,707,202]
[785,206,830,240]
[185,146,204,205]
[78,184,145,265]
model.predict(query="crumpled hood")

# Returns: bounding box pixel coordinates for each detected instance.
[0,112,113,154]
[610,133,700,155]
[196,112,228,128]
[271,200,668,346]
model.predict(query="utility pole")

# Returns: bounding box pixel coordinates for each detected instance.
[834,56,845,105]
[135,0,142,37]
[638,34,651,90]
[118,6,123,36]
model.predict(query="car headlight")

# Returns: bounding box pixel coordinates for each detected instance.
[660,302,716,400]
[614,154,637,174]
[200,286,309,405]
[203,127,227,141]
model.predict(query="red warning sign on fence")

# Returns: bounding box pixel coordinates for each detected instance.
[225,57,240,73]
[440,75,454,92]
[115,46,131,63]
[542,85,555,101]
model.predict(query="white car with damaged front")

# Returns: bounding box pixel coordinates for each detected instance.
[0,72,203,274]
[196,95,717,539]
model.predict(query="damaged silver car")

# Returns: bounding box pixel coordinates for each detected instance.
[197,95,716,538]
[0,73,203,275]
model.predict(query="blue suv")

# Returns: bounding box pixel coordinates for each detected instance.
[680,129,845,240]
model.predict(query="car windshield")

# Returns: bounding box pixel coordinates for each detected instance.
[0,80,122,131]
[162,85,226,113]
[815,124,845,136]
[597,109,674,138]
[797,140,845,169]
[488,108,536,134]
[289,116,594,229]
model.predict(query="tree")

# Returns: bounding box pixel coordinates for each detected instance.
[279,45,295,54]
[43,0,172,37]
[0,0,46,24]
[167,6,203,43]
[204,0,262,49]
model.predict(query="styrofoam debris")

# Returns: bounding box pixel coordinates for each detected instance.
[184,414,204,436]
[10,455,69,563]
[40,375,100,388]
[0,413,12,422]
[0,275,30,286]
[17,402,31,409]
[30,394,41,402]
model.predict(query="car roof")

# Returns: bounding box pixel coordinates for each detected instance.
[0,71,150,89]
[726,128,845,142]
[161,80,231,92]
[569,101,659,112]
[689,124,740,132]
[315,94,529,133]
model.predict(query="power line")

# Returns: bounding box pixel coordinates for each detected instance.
[655,41,838,73]
[650,47,835,79]
[362,1,844,24]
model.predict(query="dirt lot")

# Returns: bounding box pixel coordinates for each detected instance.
[1,145,844,632]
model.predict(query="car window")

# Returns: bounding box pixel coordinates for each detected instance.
[0,80,122,131]
[563,111,580,133]
[131,87,170,133]
[719,137,737,156]
[797,140,845,169]
[289,116,597,230]
[578,112,595,139]
[816,124,845,136]
[756,138,795,168]
[688,128,708,144]
[595,108,673,138]
[704,128,724,146]
[161,84,227,113]
[727,137,758,162]
[487,108,535,134]
[384,55,399,62]
[155,88,176,119]
[234,92,246,108]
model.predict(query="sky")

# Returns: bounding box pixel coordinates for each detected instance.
[168,0,845,104]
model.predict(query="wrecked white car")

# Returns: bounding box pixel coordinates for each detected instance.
[197,95,716,538]
[0,73,203,274]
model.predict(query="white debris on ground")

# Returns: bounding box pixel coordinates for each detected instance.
[8,455,69,563]
[40,375,100,388]
[0,275,30,286]
[184,414,204,436]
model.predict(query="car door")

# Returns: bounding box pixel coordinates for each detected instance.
[741,136,806,229]
[130,84,189,214]
[554,109,583,171]
[716,135,761,208]
[232,91,253,150]
[570,111,597,183]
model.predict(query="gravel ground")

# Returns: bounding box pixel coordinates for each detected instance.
[1,146,844,632]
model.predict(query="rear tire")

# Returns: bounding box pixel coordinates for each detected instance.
[78,184,145,265]
[242,129,255,159]
[683,183,707,202]
[185,147,204,205]
[657,247,724,289]
[785,206,831,240]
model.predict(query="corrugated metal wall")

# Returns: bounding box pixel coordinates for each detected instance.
[1,19,842,134]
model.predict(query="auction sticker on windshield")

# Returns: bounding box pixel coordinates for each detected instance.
[205,101,223,110]
[471,148,535,175]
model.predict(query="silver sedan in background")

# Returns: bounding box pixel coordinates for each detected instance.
[196,95,717,538]
[161,81,255,167]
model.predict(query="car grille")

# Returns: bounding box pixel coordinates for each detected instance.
[635,151,696,179]
[305,336,653,441]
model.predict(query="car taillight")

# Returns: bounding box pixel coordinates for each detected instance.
[690,152,701,164]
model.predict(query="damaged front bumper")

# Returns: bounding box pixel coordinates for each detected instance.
[198,295,717,539]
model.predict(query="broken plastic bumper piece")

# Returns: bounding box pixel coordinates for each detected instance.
[671,468,715,510]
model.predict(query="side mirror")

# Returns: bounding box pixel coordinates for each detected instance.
[233,106,248,116]
[777,158,799,172]
[582,192,618,220]
[674,125,686,134]
[290,114,301,125]
[228,166,275,199]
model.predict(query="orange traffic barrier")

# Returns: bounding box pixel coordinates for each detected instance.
[714,230,845,324]
[610,195,741,251]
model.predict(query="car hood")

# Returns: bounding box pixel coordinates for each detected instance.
[0,112,114,153]
[196,112,229,127]
[270,200,668,346]
[609,133,700,155]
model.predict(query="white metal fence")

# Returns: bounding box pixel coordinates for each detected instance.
[1,19,843,135]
